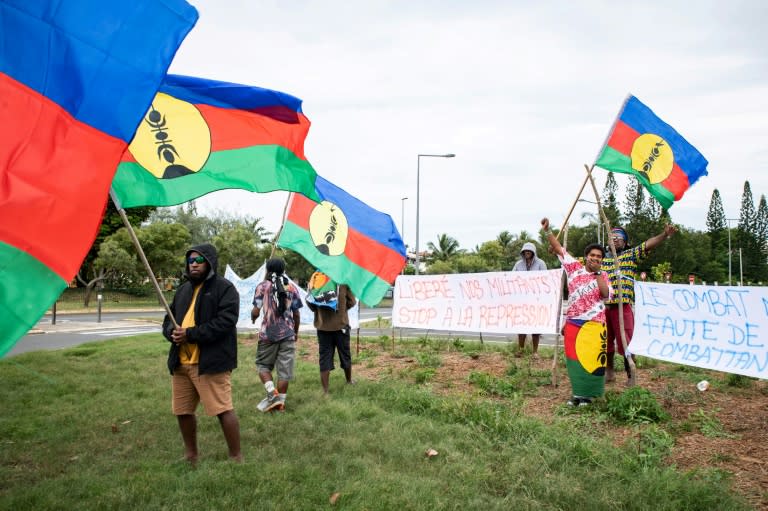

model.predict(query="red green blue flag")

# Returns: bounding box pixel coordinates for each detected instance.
[595,95,708,209]
[0,0,197,356]
[564,320,606,399]
[278,177,406,306]
[111,75,321,208]
[306,271,340,310]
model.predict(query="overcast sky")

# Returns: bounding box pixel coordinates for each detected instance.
[167,0,768,251]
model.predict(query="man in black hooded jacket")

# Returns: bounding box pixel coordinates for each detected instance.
[162,243,241,463]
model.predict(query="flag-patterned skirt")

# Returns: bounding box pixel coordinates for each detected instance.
[564,320,607,399]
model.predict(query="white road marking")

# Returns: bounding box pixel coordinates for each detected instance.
[79,327,160,337]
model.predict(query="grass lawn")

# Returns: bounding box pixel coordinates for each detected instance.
[0,333,753,510]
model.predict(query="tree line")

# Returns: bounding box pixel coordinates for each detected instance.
[413,175,767,286]
[75,175,767,303]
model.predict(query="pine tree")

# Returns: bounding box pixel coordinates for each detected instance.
[738,181,756,232]
[645,195,662,222]
[704,189,728,283]
[756,195,768,253]
[737,181,761,283]
[706,189,727,232]
[755,194,768,282]
[601,172,622,227]
[623,177,646,224]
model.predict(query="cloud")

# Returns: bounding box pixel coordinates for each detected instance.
[170,1,768,250]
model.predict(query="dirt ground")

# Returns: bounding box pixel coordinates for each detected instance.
[293,336,768,510]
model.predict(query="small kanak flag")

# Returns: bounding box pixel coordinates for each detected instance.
[278,176,406,306]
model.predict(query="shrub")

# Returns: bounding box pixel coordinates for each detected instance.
[691,408,737,439]
[606,386,670,424]
[630,424,675,468]
[725,373,752,388]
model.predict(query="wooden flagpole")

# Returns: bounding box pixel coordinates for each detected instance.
[550,271,566,388]
[555,169,592,242]
[270,192,293,258]
[108,189,179,329]
[583,164,637,386]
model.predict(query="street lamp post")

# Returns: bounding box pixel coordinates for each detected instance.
[739,248,744,285]
[401,197,408,273]
[726,218,739,285]
[415,153,455,275]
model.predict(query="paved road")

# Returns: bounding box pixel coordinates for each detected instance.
[9,311,164,357]
[9,307,559,357]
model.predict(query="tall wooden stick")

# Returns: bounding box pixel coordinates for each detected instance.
[556,167,592,241]
[270,192,293,258]
[109,189,179,329]
[550,271,566,388]
[584,164,636,386]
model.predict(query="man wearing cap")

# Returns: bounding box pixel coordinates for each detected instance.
[602,225,677,383]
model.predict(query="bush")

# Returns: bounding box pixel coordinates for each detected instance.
[632,424,675,467]
[606,386,670,424]
[725,373,752,388]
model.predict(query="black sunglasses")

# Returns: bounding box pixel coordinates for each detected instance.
[187,255,206,264]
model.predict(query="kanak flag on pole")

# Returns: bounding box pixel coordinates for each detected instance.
[595,95,708,209]
[0,0,197,356]
[278,176,406,306]
[111,75,321,208]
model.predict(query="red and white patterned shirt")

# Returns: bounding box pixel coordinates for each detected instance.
[558,249,613,323]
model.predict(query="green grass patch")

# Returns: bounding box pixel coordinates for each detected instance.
[359,315,392,329]
[690,409,737,439]
[0,334,750,511]
[468,371,520,399]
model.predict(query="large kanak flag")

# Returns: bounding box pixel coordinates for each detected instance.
[278,176,407,306]
[111,75,321,208]
[0,0,198,356]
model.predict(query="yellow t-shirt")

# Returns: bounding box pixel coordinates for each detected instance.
[179,284,202,365]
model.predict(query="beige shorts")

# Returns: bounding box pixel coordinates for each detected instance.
[172,364,233,417]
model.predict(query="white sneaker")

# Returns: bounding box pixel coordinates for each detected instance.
[256,397,270,412]
[257,390,283,413]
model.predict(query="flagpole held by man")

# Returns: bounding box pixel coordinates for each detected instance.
[601,224,677,384]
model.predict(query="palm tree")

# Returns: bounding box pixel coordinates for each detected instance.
[496,230,518,268]
[496,230,514,251]
[427,233,462,262]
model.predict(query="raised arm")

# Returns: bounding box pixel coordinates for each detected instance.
[541,217,563,256]
[644,224,678,251]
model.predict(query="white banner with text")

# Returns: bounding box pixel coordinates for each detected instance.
[393,270,564,334]
[632,282,768,379]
